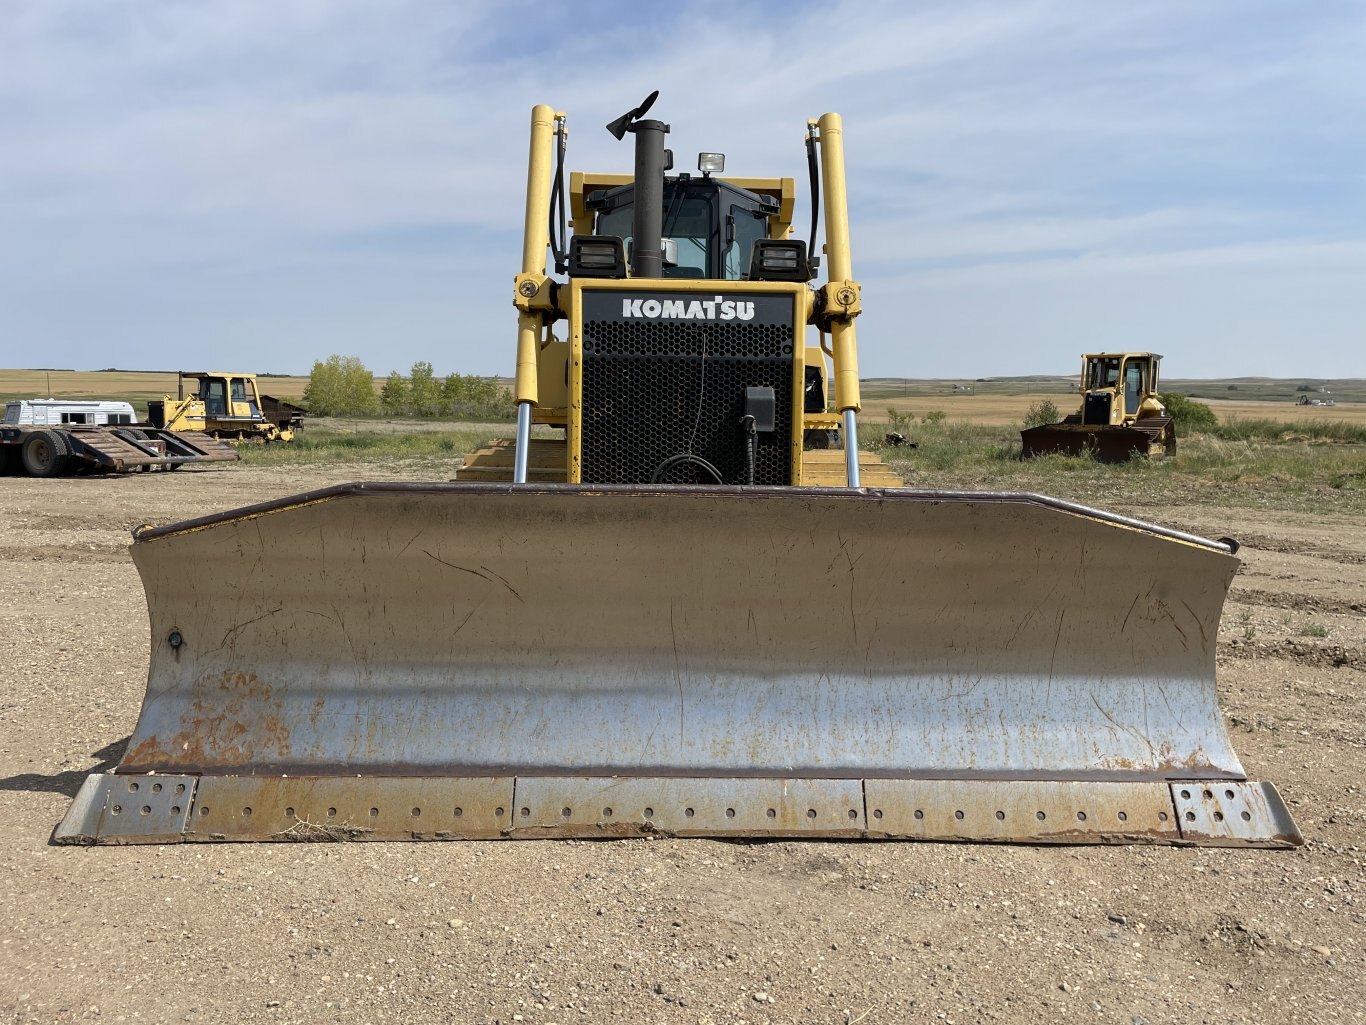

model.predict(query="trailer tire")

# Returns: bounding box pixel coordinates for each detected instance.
[21,430,72,477]
[0,445,19,476]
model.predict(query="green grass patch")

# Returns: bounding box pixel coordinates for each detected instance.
[1210,418,1366,444]
[237,427,492,467]
[231,416,1366,517]
[857,416,1366,515]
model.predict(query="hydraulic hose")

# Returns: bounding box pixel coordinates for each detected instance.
[650,452,724,485]
[741,414,757,486]
[805,124,820,270]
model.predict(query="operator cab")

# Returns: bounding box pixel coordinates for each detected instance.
[586,175,781,280]
[1080,353,1162,424]
[569,151,811,283]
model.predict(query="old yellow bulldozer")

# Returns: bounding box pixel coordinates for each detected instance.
[148,371,302,443]
[57,95,1297,848]
[1021,352,1175,461]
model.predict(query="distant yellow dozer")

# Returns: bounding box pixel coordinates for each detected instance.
[56,96,1298,849]
[1022,352,1175,461]
[148,371,301,443]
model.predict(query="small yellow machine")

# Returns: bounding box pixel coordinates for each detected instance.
[148,371,301,443]
[1021,352,1174,461]
[56,97,1298,849]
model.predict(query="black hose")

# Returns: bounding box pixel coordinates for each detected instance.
[806,124,820,271]
[549,117,568,273]
[740,414,757,486]
[650,452,724,484]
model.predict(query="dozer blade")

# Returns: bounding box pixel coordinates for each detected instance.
[1021,422,1168,462]
[56,483,1299,847]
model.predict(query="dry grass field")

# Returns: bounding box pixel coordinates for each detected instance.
[1195,397,1366,425]
[0,368,313,410]
[4,369,1364,427]
[872,392,1366,427]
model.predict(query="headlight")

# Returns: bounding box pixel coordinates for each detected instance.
[567,236,627,279]
[748,240,811,282]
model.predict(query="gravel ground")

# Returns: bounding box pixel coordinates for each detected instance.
[1,464,1362,1025]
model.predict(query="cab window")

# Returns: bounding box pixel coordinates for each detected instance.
[203,379,227,416]
[594,182,771,281]
[598,194,713,279]
[1086,358,1122,390]
[724,205,768,280]
[1124,362,1144,413]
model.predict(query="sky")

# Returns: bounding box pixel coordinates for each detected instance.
[1,0,1363,380]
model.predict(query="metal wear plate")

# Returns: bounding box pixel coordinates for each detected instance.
[1170,781,1301,847]
[510,777,865,837]
[189,777,516,840]
[864,780,1181,844]
[52,774,196,845]
[54,774,1302,846]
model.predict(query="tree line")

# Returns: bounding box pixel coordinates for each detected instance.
[301,355,513,419]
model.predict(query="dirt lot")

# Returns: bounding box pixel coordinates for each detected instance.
[2,464,1363,1025]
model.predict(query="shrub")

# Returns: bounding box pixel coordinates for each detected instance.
[1160,393,1218,434]
[922,410,947,425]
[440,373,515,420]
[379,371,409,415]
[408,361,439,416]
[302,355,378,416]
[1022,399,1061,428]
[885,408,915,435]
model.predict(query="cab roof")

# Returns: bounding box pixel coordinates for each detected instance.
[569,172,795,239]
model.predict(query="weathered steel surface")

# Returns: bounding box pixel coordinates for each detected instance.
[114,484,1241,780]
[53,483,1298,846]
[1169,781,1301,847]
[55,776,1301,846]
[54,774,197,844]
[188,776,514,841]
[509,777,865,838]
[864,779,1179,844]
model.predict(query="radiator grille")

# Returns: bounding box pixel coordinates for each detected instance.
[1083,392,1113,425]
[580,293,795,485]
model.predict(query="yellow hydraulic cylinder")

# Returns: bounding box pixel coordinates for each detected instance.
[520,105,556,279]
[514,314,540,407]
[816,112,861,415]
[515,104,558,407]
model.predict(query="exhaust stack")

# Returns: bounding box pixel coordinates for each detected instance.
[607,91,670,278]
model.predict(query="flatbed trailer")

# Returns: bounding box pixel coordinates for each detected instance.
[0,424,240,477]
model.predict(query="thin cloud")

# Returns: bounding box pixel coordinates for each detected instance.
[0,0,1362,377]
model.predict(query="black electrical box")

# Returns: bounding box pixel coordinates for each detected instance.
[744,387,776,433]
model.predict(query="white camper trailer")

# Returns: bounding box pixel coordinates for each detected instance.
[4,399,137,427]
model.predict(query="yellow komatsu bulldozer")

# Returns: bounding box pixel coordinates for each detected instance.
[57,95,1298,849]
[1021,352,1175,461]
[148,371,301,443]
